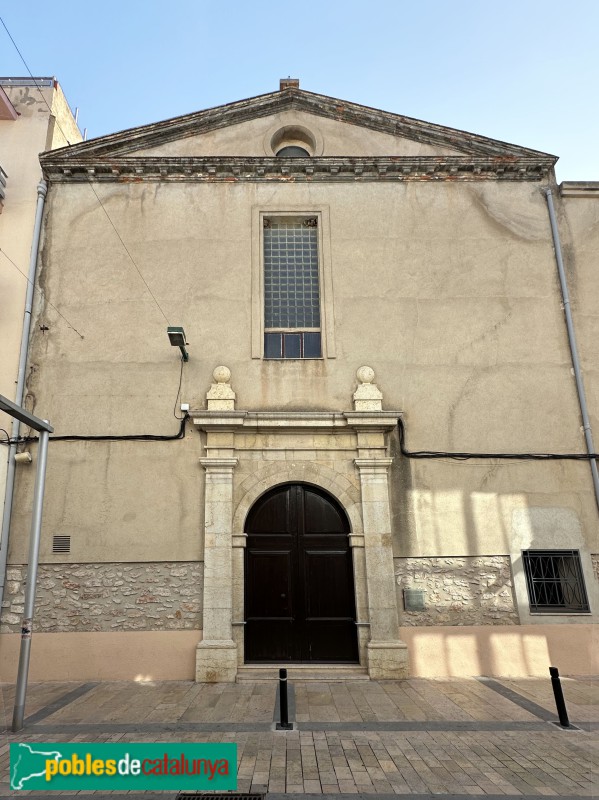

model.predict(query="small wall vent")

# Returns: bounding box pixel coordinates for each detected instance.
[52,535,71,554]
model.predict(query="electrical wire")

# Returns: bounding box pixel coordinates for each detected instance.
[0,248,85,339]
[397,418,599,462]
[3,415,188,446]
[24,415,187,443]
[173,356,185,419]
[0,17,71,143]
[0,15,172,329]
[85,180,171,325]
[1,358,189,446]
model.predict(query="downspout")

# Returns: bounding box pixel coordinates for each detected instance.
[0,179,48,610]
[544,187,599,514]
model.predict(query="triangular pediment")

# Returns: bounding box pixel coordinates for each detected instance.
[41,87,556,164]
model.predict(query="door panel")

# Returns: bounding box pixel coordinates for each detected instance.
[245,549,295,661]
[246,551,293,616]
[244,484,359,663]
[303,550,356,617]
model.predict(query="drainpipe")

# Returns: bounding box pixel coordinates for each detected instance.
[544,187,599,514]
[0,179,48,611]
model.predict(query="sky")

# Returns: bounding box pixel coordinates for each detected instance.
[1,1,598,182]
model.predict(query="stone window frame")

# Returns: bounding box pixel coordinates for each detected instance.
[251,205,336,359]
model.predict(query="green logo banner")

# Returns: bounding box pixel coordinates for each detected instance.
[11,742,237,791]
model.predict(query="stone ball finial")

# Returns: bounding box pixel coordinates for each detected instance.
[213,366,231,384]
[206,366,235,410]
[356,366,375,384]
[353,365,382,411]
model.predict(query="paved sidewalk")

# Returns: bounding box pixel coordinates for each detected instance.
[0,676,596,798]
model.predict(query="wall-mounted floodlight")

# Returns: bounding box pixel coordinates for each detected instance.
[167,326,189,362]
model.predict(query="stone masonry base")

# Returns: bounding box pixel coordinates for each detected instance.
[395,556,519,626]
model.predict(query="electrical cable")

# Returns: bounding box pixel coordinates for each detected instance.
[85,180,171,326]
[1,357,189,446]
[397,418,599,462]
[0,248,85,339]
[0,15,172,329]
[173,356,185,419]
[4,415,188,446]
[0,16,71,143]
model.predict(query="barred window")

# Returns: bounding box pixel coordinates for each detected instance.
[263,217,321,358]
[523,550,590,613]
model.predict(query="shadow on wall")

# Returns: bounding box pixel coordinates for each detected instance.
[394,441,597,678]
[401,624,597,677]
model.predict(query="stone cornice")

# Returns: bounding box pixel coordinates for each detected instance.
[42,155,554,183]
[560,181,599,197]
[192,410,401,433]
[41,88,556,161]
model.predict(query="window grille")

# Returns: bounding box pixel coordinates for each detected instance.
[522,550,589,613]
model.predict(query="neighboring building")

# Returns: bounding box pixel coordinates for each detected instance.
[0,78,81,625]
[1,80,597,682]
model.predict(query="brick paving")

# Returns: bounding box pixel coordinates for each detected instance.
[0,677,596,797]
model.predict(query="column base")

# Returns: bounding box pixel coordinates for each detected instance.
[367,640,409,680]
[195,639,238,682]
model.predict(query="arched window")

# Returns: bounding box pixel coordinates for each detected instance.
[276,145,310,158]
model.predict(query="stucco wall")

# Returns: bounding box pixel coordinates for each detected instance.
[0,81,81,562]
[11,174,596,572]
[0,82,81,404]
[560,189,599,456]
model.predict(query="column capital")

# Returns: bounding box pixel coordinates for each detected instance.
[199,458,238,472]
[354,458,393,473]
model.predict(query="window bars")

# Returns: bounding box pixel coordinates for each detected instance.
[523,550,589,613]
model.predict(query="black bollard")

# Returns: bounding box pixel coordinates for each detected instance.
[549,666,570,728]
[277,668,293,730]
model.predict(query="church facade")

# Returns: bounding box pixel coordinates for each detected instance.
[1,80,597,681]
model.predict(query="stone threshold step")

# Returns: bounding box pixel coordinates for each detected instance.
[236,665,370,682]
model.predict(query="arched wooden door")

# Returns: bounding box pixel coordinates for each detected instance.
[244,484,359,662]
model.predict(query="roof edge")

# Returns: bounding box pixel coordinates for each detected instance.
[560,181,599,197]
[43,87,557,162]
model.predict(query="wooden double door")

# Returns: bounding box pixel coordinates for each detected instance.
[244,484,359,663]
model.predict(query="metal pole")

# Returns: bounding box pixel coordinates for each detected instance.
[276,668,292,730]
[549,666,570,728]
[544,188,599,514]
[0,180,48,614]
[12,428,50,732]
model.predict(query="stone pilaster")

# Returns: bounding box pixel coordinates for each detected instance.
[196,457,238,682]
[355,457,409,679]
[231,533,247,664]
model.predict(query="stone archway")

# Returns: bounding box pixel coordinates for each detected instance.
[193,383,409,681]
